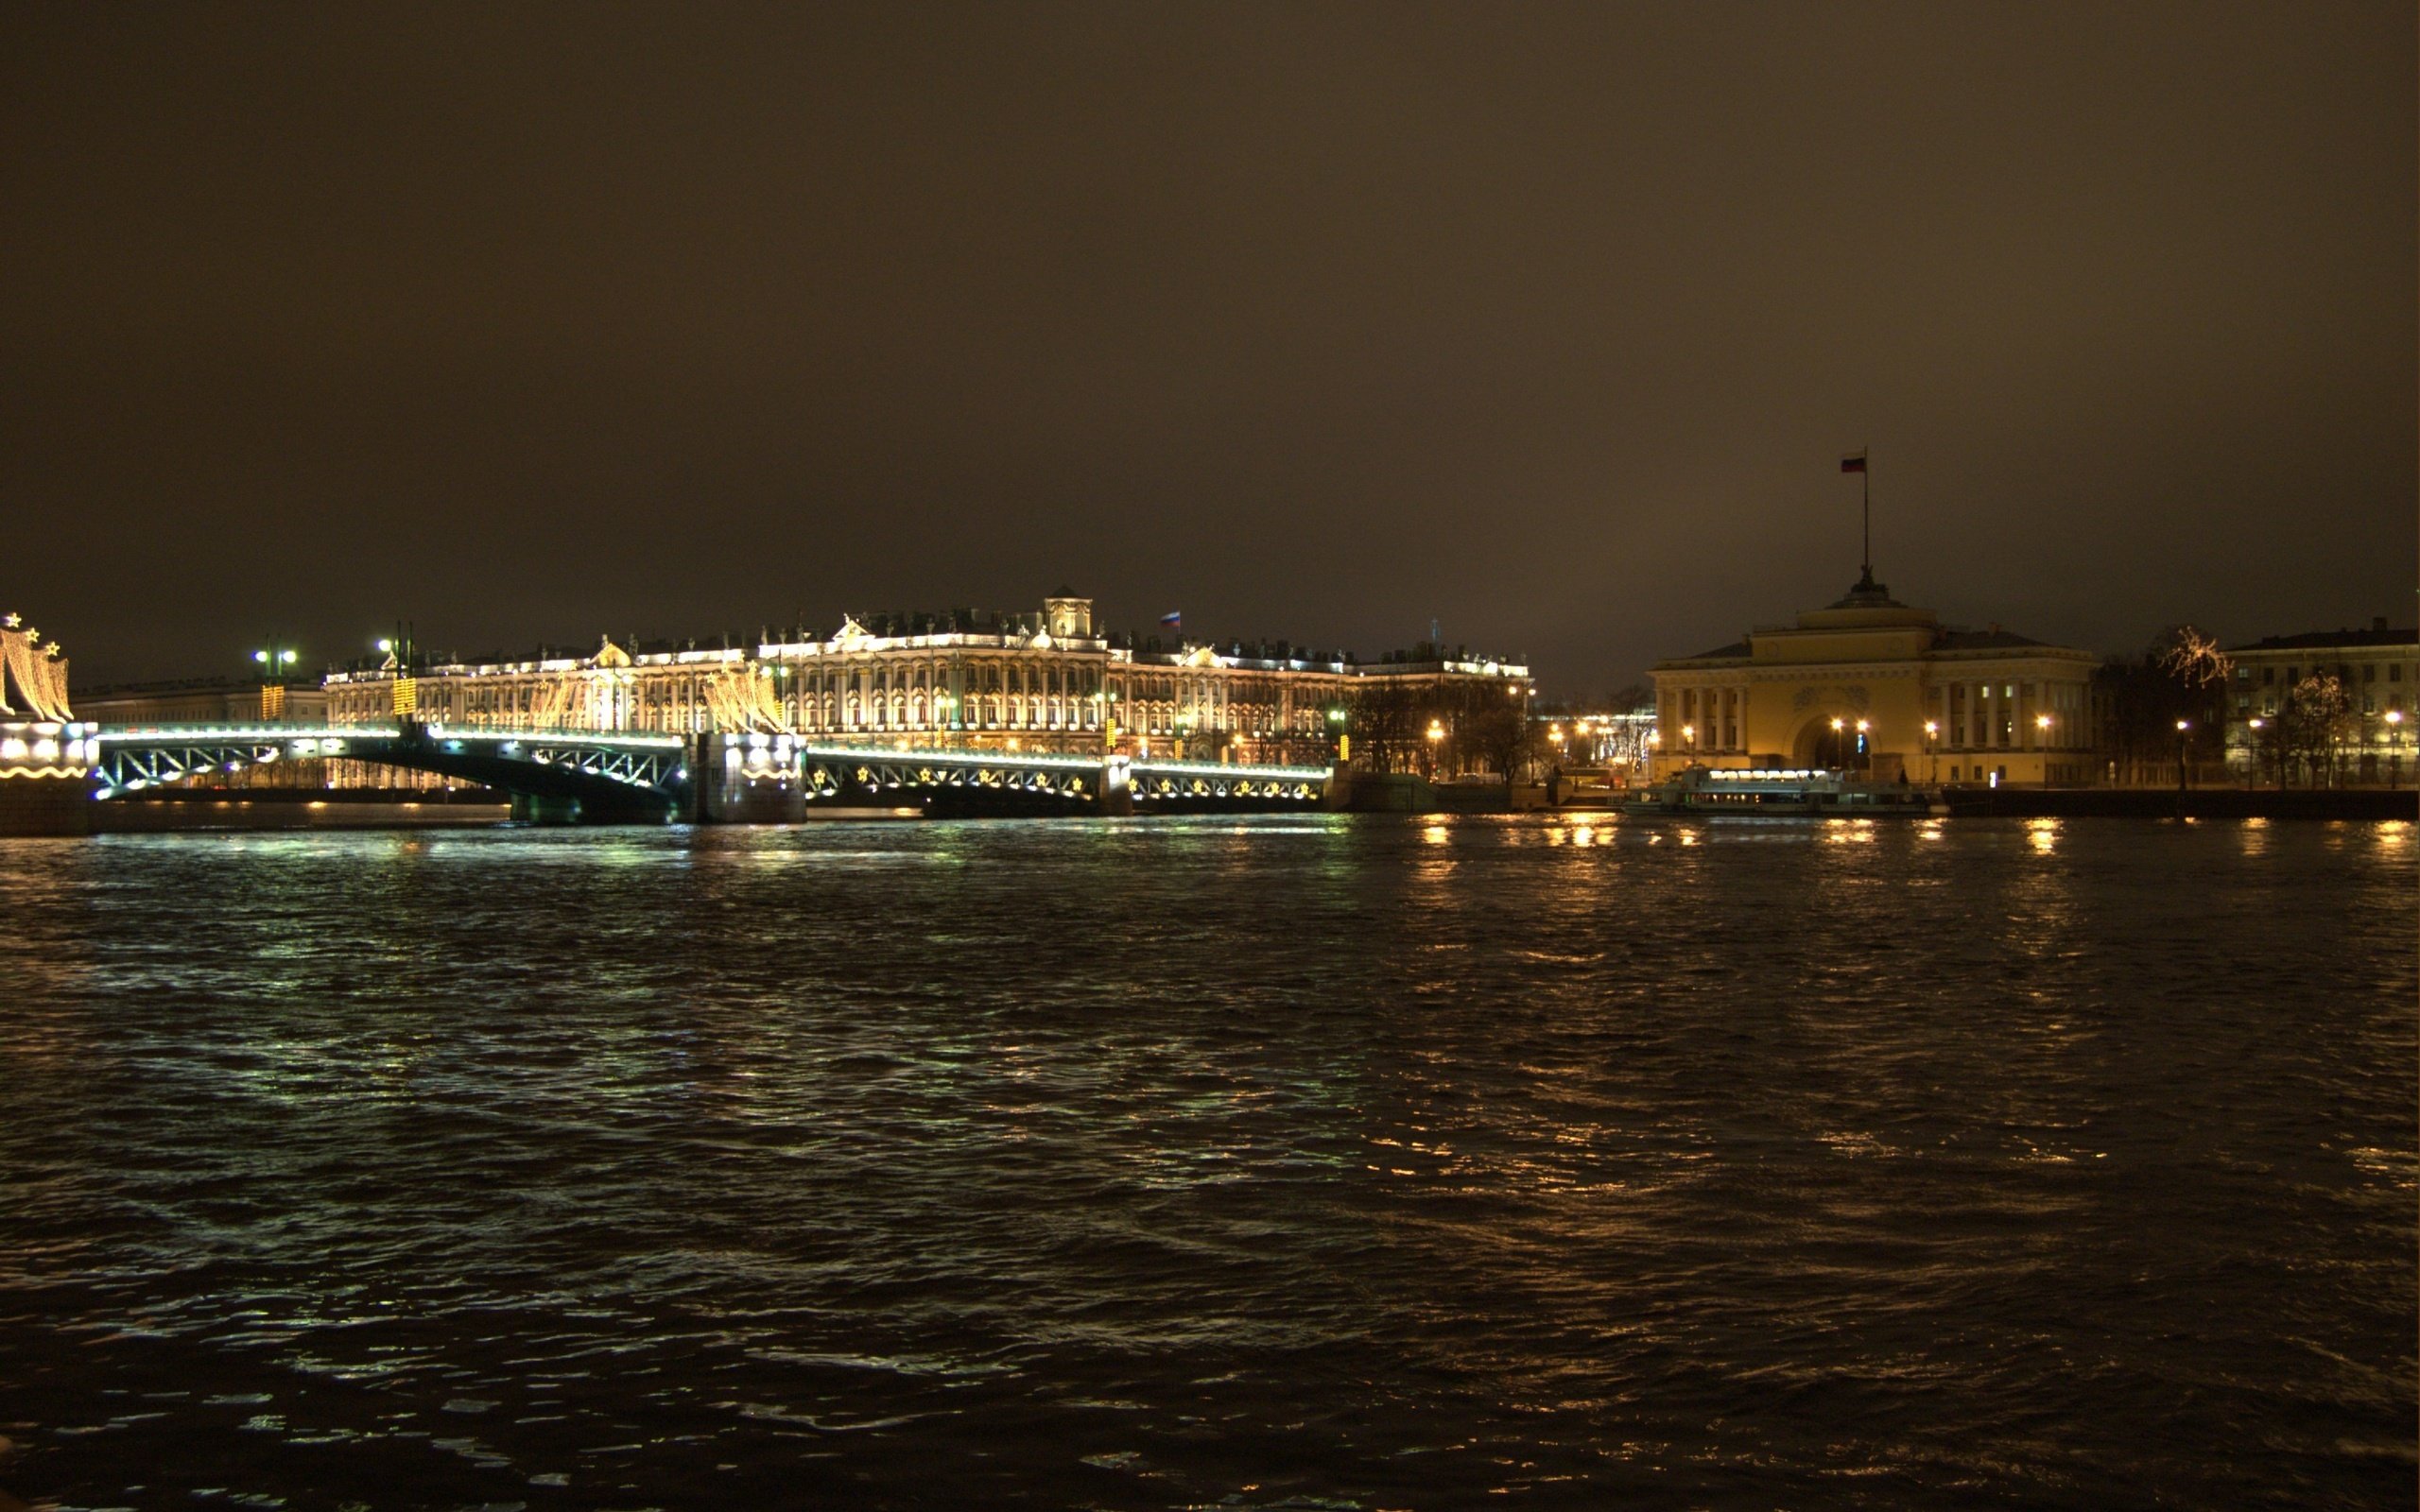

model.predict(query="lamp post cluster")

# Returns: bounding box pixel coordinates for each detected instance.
[1822,715,1872,771]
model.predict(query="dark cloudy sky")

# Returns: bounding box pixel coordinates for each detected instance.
[6,3,2411,695]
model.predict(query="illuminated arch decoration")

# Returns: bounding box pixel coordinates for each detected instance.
[0,612,73,721]
[703,665,792,734]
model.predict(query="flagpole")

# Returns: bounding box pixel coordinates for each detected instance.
[1861,445,1870,581]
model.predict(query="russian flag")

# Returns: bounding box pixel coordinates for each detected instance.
[1159,610,1183,628]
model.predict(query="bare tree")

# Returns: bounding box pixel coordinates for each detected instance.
[2096,627,2236,785]
[1602,680,1653,713]
[2279,674,2350,787]
[1463,699,1537,793]
[2156,625,2234,693]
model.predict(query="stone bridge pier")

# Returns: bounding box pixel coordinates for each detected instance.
[0,720,93,835]
[687,731,808,824]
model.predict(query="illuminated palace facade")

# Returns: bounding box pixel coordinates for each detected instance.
[324,594,1530,766]
[1649,574,2100,785]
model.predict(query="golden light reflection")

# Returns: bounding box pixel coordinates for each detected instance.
[1916,820,1944,842]
[2239,815,2269,857]
[2027,817,2059,854]
[1423,823,1449,846]
[2377,819,2409,851]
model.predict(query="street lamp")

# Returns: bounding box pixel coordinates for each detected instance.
[2245,716,2264,790]
[2175,718,2191,793]
[1828,715,1844,770]
[1426,718,1445,779]
[1923,719,1938,783]
[2386,709,2404,788]
[252,640,299,721]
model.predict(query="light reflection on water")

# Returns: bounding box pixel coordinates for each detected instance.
[0,814,2411,1510]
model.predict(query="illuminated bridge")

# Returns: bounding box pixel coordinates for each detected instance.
[83,721,1332,823]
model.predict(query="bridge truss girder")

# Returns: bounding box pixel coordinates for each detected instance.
[92,728,687,823]
[86,725,1330,821]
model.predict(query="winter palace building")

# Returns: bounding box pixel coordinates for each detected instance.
[324,593,1530,768]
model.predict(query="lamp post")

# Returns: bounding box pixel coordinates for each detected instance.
[1827,716,1844,770]
[1923,720,1938,783]
[2244,717,2262,790]
[252,639,299,721]
[2174,718,2191,793]
[377,623,420,725]
[2385,709,2404,788]
[1854,717,1870,774]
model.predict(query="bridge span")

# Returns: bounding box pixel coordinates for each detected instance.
[60,720,1332,826]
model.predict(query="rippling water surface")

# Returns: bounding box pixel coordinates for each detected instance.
[0,815,2411,1510]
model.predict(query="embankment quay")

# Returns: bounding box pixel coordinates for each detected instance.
[1943,785,2415,820]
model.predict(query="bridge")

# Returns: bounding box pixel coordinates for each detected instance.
[74,721,1331,824]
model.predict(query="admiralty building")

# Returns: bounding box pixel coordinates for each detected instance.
[324,593,1530,767]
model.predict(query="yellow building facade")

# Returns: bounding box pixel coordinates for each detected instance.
[324,593,1530,768]
[1650,574,2100,785]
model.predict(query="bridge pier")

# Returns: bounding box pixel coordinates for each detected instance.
[0,722,93,836]
[687,731,808,824]
[1096,754,1133,816]
[510,792,585,825]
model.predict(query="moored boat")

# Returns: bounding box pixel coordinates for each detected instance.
[1624,765,1946,817]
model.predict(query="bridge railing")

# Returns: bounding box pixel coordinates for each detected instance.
[89,722,1335,787]
[92,721,689,749]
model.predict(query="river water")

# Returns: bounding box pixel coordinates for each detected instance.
[0,815,2411,1510]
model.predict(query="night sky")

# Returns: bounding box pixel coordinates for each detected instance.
[6,4,2411,695]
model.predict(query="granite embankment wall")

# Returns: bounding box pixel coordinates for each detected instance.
[1945,786,2417,820]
